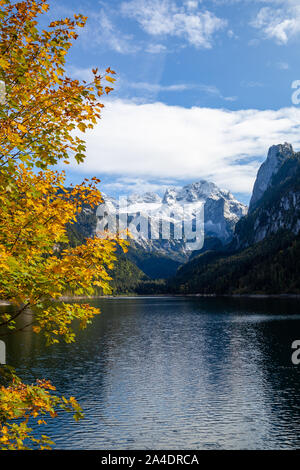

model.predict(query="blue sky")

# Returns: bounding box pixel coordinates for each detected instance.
[44,0,300,204]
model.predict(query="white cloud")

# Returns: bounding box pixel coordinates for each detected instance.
[121,0,227,48]
[195,84,237,101]
[216,1,300,45]
[70,99,300,196]
[66,66,236,102]
[251,2,300,44]
[227,29,238,39]
[126,81,236,101]
[102,177,180,195]
[185,0,200,10]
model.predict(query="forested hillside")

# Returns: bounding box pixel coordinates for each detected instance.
[168,231,300,295]
[168,148,300,295]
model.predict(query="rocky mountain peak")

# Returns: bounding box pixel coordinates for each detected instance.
[162,187,178,204]
[249,142,294,212]
[162,180,230,204]
[99,180,247,261]
[177,181,220,202]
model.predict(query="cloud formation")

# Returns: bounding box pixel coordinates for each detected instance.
[251,1,300,44]
[70,99,300,196]
[102,177,181,195]
[121,0,227,48]
[125,81,237,101]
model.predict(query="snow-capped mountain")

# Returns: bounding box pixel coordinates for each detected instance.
[97,181,247,261]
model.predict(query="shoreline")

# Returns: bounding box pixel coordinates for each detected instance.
[1,294,300,306]
[60,293,300,300]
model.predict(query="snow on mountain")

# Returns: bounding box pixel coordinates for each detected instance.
[97,181,247,261]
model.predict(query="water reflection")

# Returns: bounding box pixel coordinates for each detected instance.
[3,297,300,449]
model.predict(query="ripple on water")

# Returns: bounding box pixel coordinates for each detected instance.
[5,296,300,449]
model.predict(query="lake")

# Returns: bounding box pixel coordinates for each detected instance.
[4,296,300,449]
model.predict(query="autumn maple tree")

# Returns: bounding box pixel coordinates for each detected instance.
[0,0,115,169]
[0,0,125,449]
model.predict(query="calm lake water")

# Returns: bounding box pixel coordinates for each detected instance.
[4,296,300,449]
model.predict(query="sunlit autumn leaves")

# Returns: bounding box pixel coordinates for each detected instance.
[0,165,127,344]
[0,167,124,448]
[0,0,122,450]
[0,369,83,450]
[0,0,116,168]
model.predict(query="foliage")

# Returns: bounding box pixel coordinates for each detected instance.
[169,231,300,295]
[135,278,168,295]
[0,0,123,450]
[0,162,127,346]
[0,0,116,170]
[108,255,147,295]
[64,211,182,292]
[0,366,83,450]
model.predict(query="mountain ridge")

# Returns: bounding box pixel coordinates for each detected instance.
[234,147,300,249]
[167,142,300,295]
[66,142,300,294]
[249,142,294,212]
[99,179,247,262]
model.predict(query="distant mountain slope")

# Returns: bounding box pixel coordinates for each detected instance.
[66,218,149,294]
[168,231,300,295]
[108,254,148,295]
[126,244,181,279]
[168,143,300,295]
